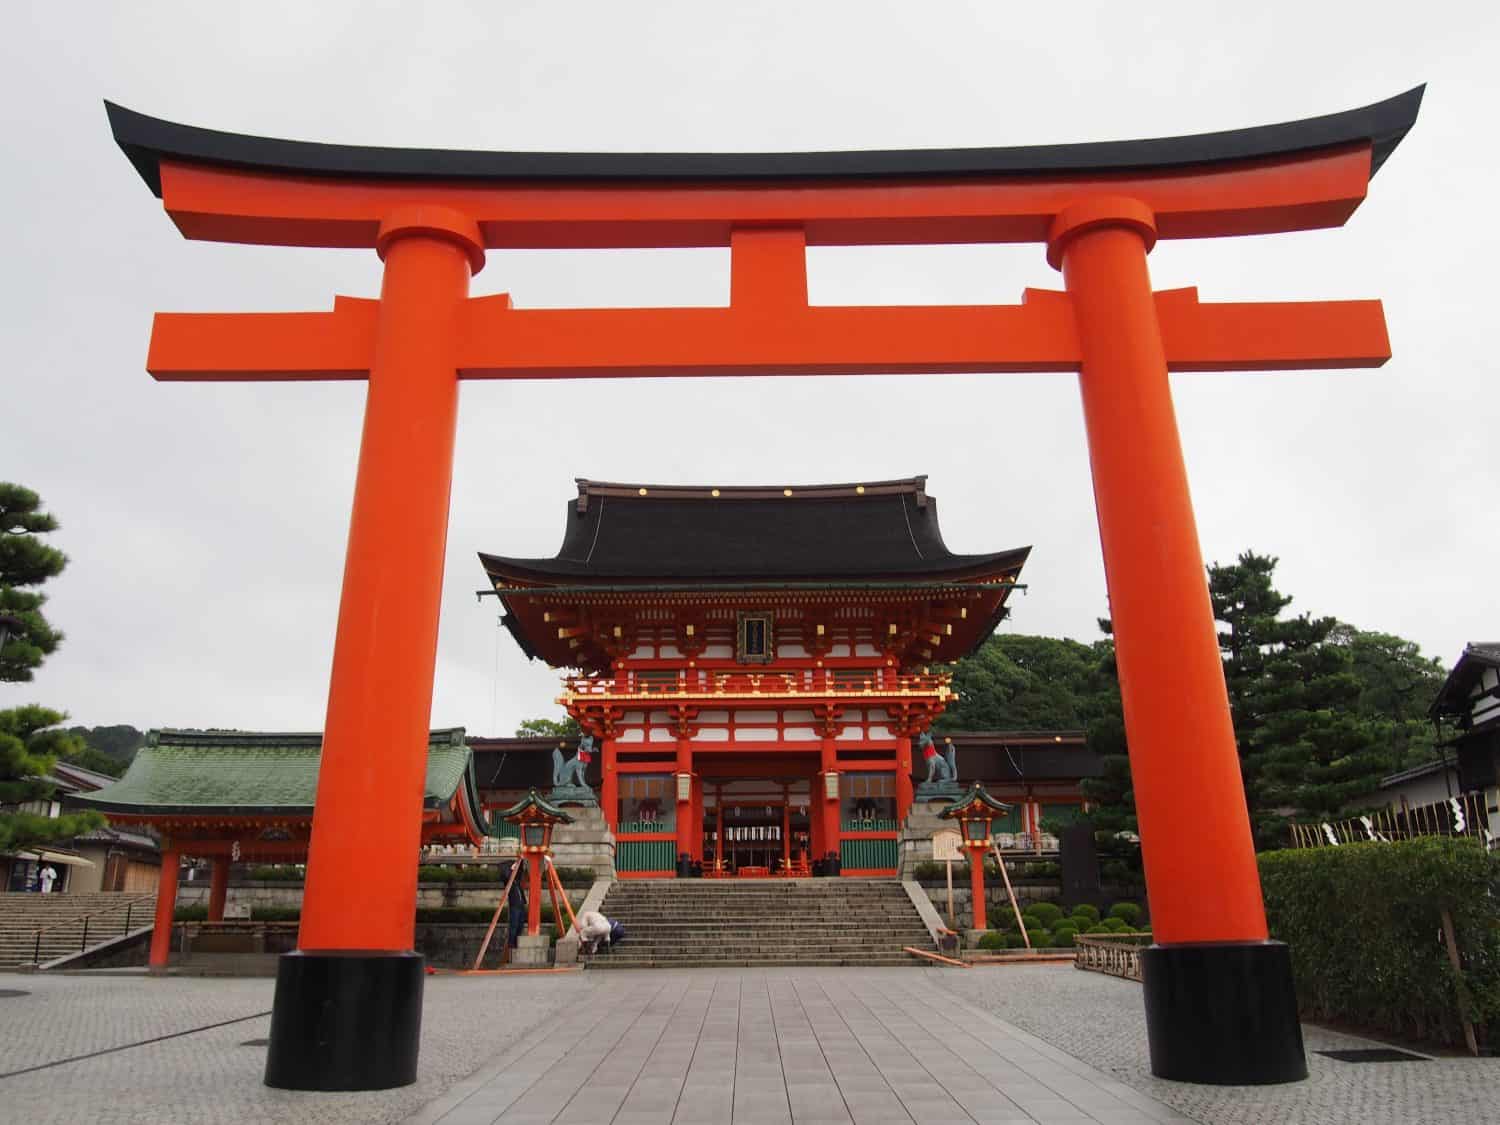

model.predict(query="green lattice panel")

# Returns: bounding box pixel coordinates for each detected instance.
[617,839,676,874]
[841,819,900,833]
[840,838,897,870]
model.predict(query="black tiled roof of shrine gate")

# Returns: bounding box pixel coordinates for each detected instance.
[105,87,1422,197]
[478,477,1030,586]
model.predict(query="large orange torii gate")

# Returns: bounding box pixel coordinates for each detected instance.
[107,87,1422,1090]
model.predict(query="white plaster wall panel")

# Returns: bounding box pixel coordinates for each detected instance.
[659,644,683,659]
[865,709,889,722]
[855,643,880,657]
[648,728,675,743]
[842,709,865,723]
[622,711,646,724]
[783,727,818,741]
[735,728,777,741]
[691,728,729,742]
[630,645,654,659]
[867,725,894,740]
[830,644,851,657]
[836,727,864,740]
[703,644,733,659]
[649,711,672,724]
[778,643,808,658]
[736,710,777,723]
[618,729,645,743]
[783,710,815,724]
[698,711,729,723]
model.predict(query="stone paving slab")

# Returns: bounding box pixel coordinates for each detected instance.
[4,964,1494,1124]
[414,969,1195,1124]
[927,963,1500,1125]
[0,970,599,1125]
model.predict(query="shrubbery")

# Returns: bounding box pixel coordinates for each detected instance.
[1069,903,1101,924]
[1259,837,1500,1048]
[977,931,1008,950]
[1027,902,1065,927]
[1108,902,1142,926]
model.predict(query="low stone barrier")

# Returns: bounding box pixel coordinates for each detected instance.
[1073,932,1151,981]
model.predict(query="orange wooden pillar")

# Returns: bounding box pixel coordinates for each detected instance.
[1049,196,1304,1082]
[265,208,483,1091]
[675,738,694,869]
[967,845,988,931]
[148,848,179,970]
[819,737,841,869]
[525,854,544,935]
[601,737,618,833]
[207,856,229,922]
[894,734,914,825]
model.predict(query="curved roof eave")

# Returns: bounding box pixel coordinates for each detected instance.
[105,87,1423,199]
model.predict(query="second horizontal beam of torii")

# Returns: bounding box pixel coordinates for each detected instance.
[147,269,1388,382]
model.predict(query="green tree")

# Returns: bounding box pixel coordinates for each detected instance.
[1210,552,1389,846]
[0,483,67,683]
[1328,625,1446,770]
[515,715,580,738]
[0,706,103,854]
[937,633,1117,731]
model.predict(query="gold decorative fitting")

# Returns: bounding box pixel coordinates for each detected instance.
[783,488,793,496]
[711,488,721,497]
[638,487,648,496]
[855,485,865,494]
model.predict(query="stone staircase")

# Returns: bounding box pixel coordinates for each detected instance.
[588,878,934,969]
[0,892,156,968]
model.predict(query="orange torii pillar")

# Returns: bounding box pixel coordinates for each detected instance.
[104,86,1422,1088]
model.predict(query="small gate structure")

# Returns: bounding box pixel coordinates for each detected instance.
[106,86,1422,1088]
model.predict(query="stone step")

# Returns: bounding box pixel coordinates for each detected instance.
[588,955,926,969]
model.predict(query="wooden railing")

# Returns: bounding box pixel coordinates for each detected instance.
[561,669,951,702]
[1074,933,1152,981]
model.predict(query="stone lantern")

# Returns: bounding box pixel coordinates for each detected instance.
[940,783,1011,939]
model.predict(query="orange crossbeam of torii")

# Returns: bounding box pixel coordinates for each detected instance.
[148,284,1389,381]
[106,87,1423,1091]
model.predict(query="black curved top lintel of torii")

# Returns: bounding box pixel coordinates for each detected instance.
[104,86,1424,199]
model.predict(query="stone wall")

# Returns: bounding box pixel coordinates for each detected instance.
[175,880,591,912]
[913,882,1144,930]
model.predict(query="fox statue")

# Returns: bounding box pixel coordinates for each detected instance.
[918,731,957,785]
[552,733,596,789]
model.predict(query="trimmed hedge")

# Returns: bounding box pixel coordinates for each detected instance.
[1260,837,1500,1048]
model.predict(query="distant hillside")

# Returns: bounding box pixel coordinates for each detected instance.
[65,724,146,775]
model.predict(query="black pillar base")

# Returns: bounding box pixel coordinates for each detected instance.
[264,950,424,1091]
[1141,941,1306,1085]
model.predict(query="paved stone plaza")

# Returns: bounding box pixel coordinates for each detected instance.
[0,966,1492,1124]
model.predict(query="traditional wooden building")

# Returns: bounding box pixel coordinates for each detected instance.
[1427,642,1500,837]
[73,728,488,966]
[479,476,1095,877]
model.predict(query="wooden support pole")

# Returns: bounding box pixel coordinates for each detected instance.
[1440,908,1480,1057]
[991,844,1031,949]
[471,858,523,971]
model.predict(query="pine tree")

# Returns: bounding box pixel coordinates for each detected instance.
[0,484,103,855]
[1209,552,1384,846]
[0,482,67,682]
[0,706,103,853]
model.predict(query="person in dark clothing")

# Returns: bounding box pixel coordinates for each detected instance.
[502,857,528,949]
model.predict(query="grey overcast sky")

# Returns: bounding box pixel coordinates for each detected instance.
[1,2,1493,735]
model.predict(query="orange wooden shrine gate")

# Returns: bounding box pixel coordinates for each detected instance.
[107,87,1422,1089]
